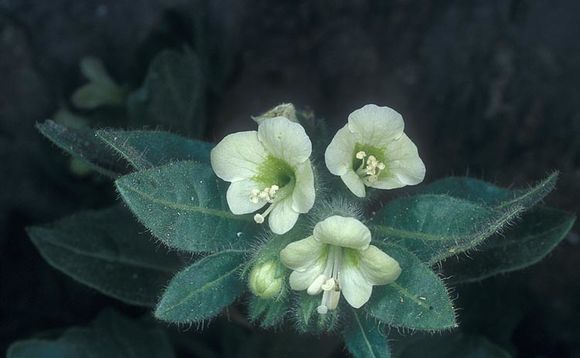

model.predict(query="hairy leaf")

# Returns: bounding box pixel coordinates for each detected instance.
[37,120,124,178]
[445,207,575,284]
[421,173,557,208]
[365,243,456,330]
[27,206,181,306]
[155,250,246,323]
[293,293,339,333]
[96,129,213,170]
[248,296,289,328]
[7,310,175,358]
[370,174,557,264]
[38,120,213,178]
[343,309,391,358]
[116,161,258,252]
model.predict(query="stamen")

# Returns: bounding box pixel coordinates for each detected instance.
[317,246,343,314]
[307,274,327,295]
[253,202,276,224]
[321,278,336,291]
[327,290,340,310]
[249,184,281,204]
[354,152,387,183]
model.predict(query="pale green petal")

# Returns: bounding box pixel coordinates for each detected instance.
[339,264,372,308]
[258,117,312,166]
[280,236,325,271]
[210,131,267,181]
[268,197,299,234]
[226,179,266,215]
[314,216,371,250]
[325,125,355,176]
[289,264,324,291]
[370,133,426,190]
[341,170,366,198]
[291,160,315,213]
[359,245,401,285]
[347,104,404,147]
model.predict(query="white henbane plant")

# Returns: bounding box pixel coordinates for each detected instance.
[32,97,573,358]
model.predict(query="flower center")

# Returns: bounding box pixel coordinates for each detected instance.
[249,184,280,223]
[306,246,343,314]
[253,156,295,188]
[250,185,280,204]
[354,150,386,183]
[250,156,296,224]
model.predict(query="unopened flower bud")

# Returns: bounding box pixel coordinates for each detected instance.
[248,260,284,299]
[252,103,297,124]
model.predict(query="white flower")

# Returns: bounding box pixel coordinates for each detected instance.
[280,216,401,313]
[211,116,315,234]
[325,104,426,197]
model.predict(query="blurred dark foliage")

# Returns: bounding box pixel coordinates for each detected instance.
[1,0,578,357]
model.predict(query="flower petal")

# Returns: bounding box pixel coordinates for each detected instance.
[359,245,401,285]
[210,131,267,182]
[341,170,366,198]
[347,104,404,147]
[370,133,426,190]
[268,197,299,234]
[325,125,355,176]
[226,179,266,215]
[280,236,325,271]
[314,216,371,250]
[257,117,312,166]
[291,160,315,213]
[289,265,324,291]
[339,264,372,308]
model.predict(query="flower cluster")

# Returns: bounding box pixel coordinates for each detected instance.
[210,104,425,312]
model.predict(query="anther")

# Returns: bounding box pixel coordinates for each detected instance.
[253,203,276,224]
[355,151,367,160]
[321,278,336,291]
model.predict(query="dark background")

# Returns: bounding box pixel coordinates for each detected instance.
[1,0,579,357]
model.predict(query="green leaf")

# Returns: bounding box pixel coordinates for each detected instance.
[395,333,511,358]
[96,129,213,170]
[343,309,391,358]
[115,161,258,252]
[370,174,557,264]
[421,173,557,208]
[293,292,339,333]
[37,120,124,178]
[155,250,246,323]
[27,206,181,306]
[445,207,575,284]
[128,49,206,137]
[38,119,214,178]
[7,310,175,358]
[365,243,456,331]
[248,296,289,328]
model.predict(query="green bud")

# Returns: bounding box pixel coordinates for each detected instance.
[252,103,297,124]
[71,57,127,109]
[248,260,284,299]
